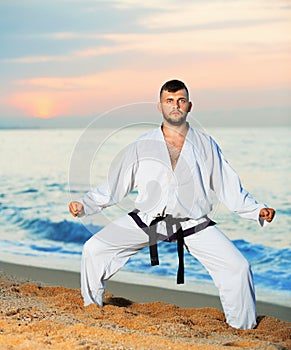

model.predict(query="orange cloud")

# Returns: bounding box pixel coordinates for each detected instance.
[14,48,291,93]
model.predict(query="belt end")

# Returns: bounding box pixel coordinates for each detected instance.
[151,257,159,266]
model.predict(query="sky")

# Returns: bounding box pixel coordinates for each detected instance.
[0,0,290,127]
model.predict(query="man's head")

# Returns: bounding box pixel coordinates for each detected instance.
[159,79,189,99]
[158,79,192,126]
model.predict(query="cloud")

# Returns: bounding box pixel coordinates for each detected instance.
[13,49,290,94]
[3,55,70,64]
[132,0,291,30]
[71,19,291,64]
[15,75,100,91]
[72,0,176,10]
[23,32,104,40]
[14,69,160,92]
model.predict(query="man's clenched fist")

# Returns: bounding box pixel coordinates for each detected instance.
[69,201,85,217]
[259,208,275,223]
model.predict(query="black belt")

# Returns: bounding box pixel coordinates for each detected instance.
[128,209,216,284]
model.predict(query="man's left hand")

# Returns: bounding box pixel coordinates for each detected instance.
[259,208,275,223]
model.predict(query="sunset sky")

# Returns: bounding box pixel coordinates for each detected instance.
[0,0,290,127]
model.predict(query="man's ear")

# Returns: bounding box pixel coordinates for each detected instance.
[157,102,162,113]
[188,101,192,113]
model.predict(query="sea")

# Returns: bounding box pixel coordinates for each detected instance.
[0,124,290,306]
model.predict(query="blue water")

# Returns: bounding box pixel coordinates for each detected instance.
[0,127,290,305]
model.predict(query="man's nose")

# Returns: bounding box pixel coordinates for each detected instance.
[174,100,180,108]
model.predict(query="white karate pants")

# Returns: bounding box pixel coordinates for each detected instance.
[81,215,257,329]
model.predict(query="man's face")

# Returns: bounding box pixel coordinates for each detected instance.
[158,89,192,126]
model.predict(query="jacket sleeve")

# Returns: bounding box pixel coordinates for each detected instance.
[78,141,138,216]
[209,137,268,227]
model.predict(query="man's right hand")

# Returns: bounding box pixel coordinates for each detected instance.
[69,201,85,217]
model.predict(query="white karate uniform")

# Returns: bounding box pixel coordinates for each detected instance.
[79,126,268,329]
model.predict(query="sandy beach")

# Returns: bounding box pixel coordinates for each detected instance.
[0,261,290,349]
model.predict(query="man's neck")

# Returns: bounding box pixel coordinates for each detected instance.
[161,121,189,139]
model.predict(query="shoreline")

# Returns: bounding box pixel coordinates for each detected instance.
[1,260,290,323]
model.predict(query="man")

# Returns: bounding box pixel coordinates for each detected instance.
[69,79,275,329]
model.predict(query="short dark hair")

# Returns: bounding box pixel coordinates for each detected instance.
[160,79,189,98]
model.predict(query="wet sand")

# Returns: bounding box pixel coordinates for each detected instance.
[0,261,290,349]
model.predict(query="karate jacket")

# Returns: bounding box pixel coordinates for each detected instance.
[79,126,267,227]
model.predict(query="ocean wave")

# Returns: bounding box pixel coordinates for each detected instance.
[276,208,291,216]
[0,204,101,244]
[15,188,39,194]
[45,182,68,192]
[29,244,81,255]
[21,218,99,244]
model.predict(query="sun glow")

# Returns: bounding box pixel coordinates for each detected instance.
[12,93,59,119]
[32,95,55,118]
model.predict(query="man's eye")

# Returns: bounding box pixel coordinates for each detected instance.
[179,99,187,104]
[166,99,173,104]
